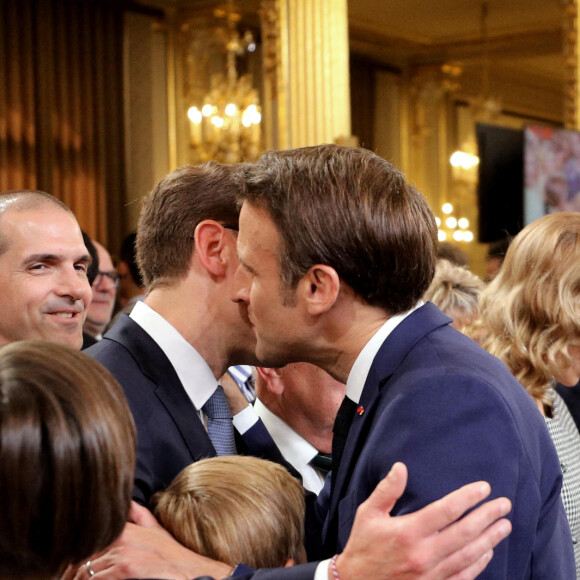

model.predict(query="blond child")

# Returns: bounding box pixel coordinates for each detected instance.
[151,456,306,569]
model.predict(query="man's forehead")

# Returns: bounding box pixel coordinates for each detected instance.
[239,202,278,241]
[2,205,85,251]
[94,241,113,268]
[236,204,253,253]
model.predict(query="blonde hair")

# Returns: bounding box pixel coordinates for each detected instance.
[151,456,305,569]
[423,259,485,330]
[479,212,580,406]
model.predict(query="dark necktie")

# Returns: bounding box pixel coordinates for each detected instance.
[310,452,333,476]
[202,385,236,456]
[331,396,357,493]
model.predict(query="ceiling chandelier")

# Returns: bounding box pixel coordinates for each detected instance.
[186,0,262,164]
[470,2,502,122]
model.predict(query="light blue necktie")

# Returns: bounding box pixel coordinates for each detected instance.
[202,385,236,455]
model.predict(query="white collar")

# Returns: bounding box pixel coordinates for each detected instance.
[346,302,423,404]
[254,398,318,468]
[130,301,218,410]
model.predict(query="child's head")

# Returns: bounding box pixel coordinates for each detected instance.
[151,455,306,569]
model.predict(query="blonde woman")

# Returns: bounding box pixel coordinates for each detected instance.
[423,259,485,332]
[478,211,580,574]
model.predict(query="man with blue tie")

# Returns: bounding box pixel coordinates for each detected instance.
[86,162,285,505]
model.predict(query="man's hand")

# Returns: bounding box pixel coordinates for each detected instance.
[64,502,232,580]
[220,372,252,415]
[334,462,512,580]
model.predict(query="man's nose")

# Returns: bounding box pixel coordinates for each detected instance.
[57,267,91,302]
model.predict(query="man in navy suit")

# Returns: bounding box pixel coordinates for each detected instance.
[86,163,285,505]
[77,149,517,580]
[230,144,574,578]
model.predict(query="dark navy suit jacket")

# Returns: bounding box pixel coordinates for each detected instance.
[86,314,289,506]
[231,303,576,579]
[113,305,575,579]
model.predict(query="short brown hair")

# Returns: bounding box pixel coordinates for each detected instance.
[136,163,242,291]
[238,145,437,314]
[151,456,305,569]
[0,340,136,578]
[0,190,74,257]
[479,212,580,406]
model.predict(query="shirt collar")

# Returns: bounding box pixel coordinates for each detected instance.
[346,301,423,404]
[254,398,318,468]
[130,301,218,410]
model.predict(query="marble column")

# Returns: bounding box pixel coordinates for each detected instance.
[260,0,352,150]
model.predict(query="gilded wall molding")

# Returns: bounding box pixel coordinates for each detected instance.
[563,0,578,129]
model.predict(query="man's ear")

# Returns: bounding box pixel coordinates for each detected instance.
[194,220,229,277]
[299,264,340,315]
[117,261,129,277]
[256,366,285,395]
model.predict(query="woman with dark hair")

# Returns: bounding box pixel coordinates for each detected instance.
[478,211,580,574]
[0,340,136,579]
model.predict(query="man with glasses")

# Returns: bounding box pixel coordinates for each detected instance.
[82,240,120,348]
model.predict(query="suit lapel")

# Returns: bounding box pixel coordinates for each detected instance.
[326,303,451,545]
[326,366,384,536]
[105,315,216,460]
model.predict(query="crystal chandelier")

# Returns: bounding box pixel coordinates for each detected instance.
[187,0,262,164]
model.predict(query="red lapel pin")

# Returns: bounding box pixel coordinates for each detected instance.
[357,405,365,415]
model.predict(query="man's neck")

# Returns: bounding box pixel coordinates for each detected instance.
[144,286,229,379]
[313,299,390,384]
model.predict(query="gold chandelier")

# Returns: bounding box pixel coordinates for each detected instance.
[186,0,262,164]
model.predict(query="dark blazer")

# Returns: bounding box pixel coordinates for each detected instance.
[86,314,288,506]
[125,304,577,580]
[81,331,98,350]
[314,303,574,578]
[229,303,575,580]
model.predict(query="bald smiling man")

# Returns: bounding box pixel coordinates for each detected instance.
[0,190,91,350]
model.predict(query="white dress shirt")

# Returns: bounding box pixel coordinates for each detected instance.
[345,302,423,404]
[130,301,259,434]
[129,301,217,415]
[254,398,326,494]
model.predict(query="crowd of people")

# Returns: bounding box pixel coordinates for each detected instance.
[0,144,579,580]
